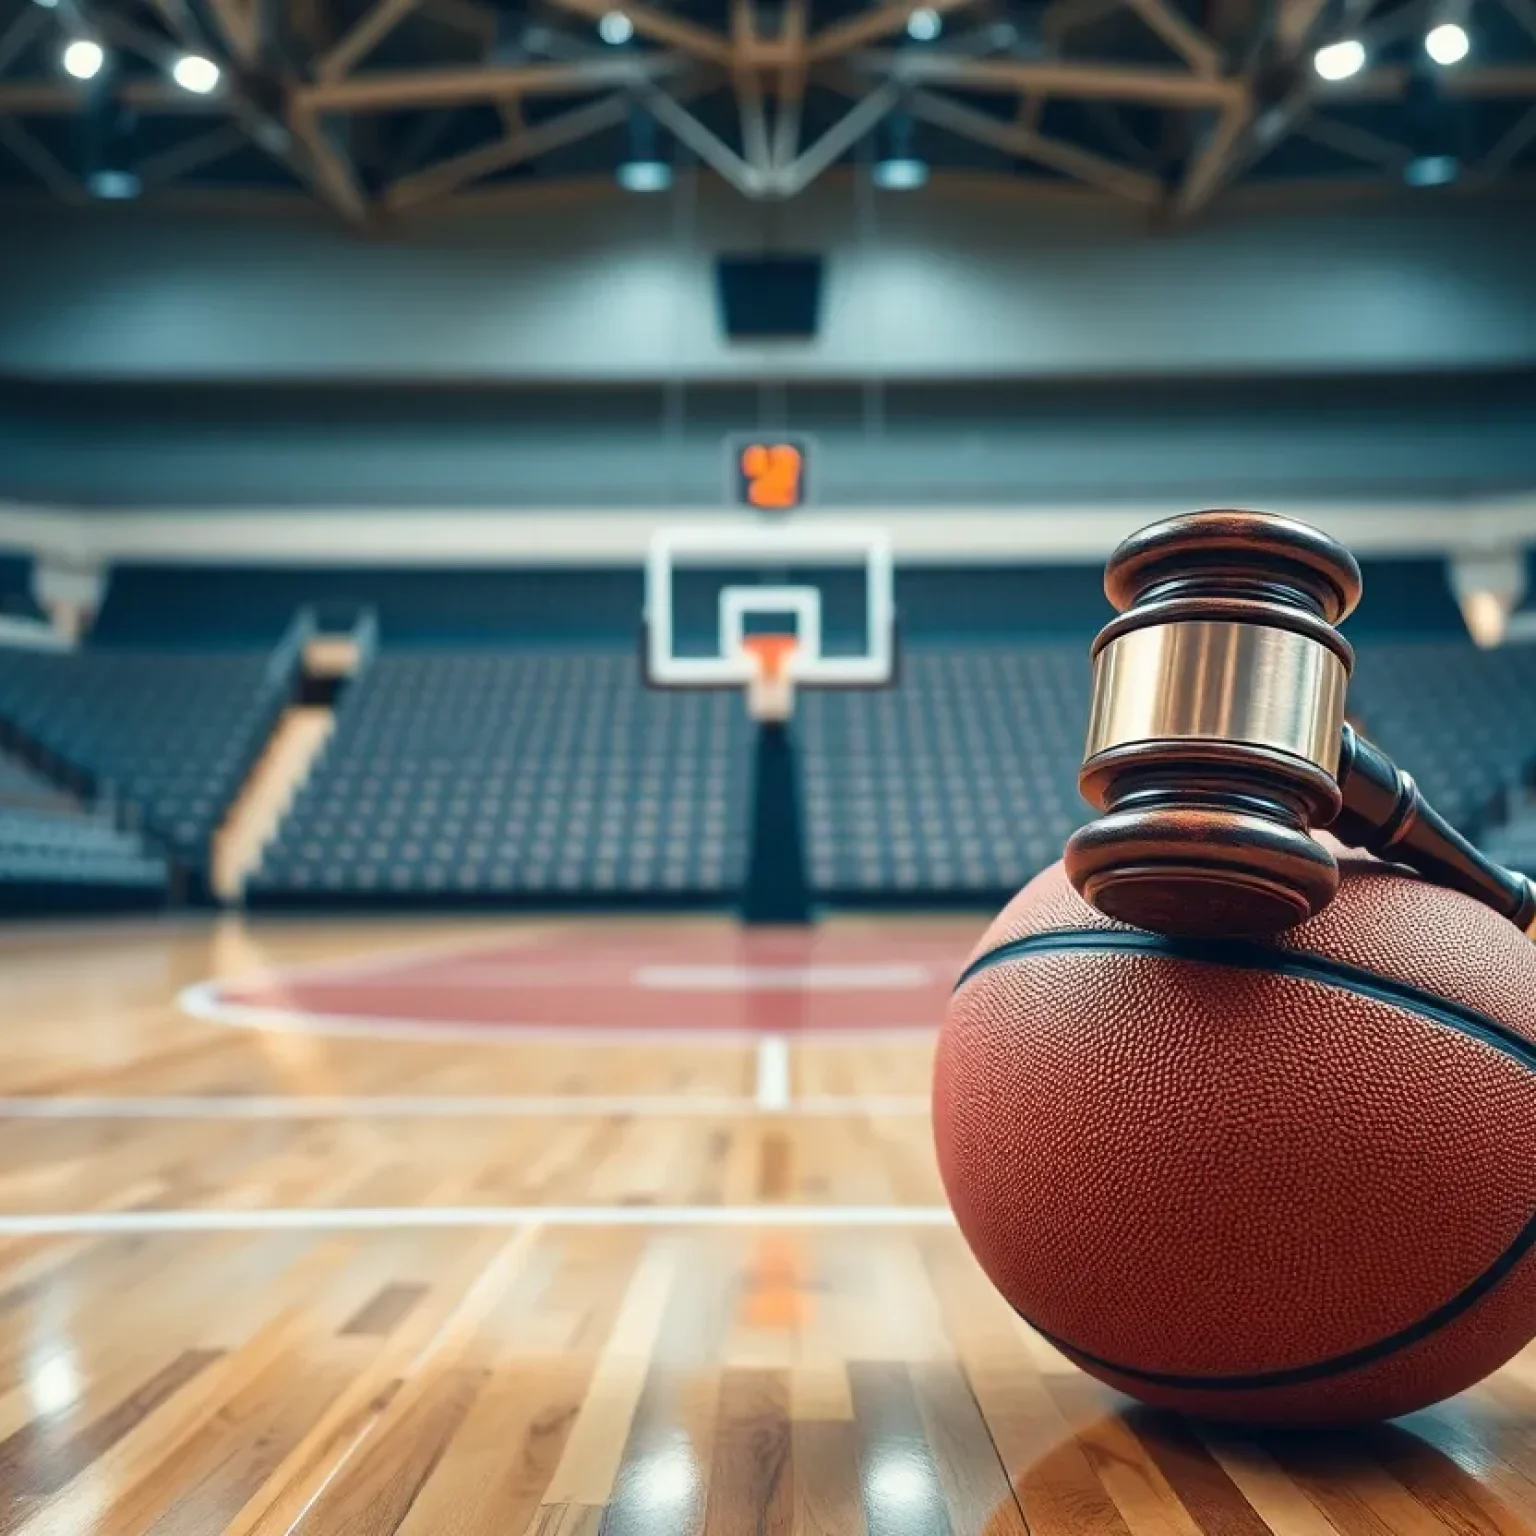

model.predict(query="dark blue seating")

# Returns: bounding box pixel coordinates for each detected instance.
[0,746,167,912]
[1351,640,1536,835]
[797,643,1091,896]
[0,645,294,868]
[1478,813,1536,880]
[252,647,752,902]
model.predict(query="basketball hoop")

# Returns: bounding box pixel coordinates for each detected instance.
[743,633,799,723]
[642,524,895,720]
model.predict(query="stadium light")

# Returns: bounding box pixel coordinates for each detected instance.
[906,6,942,40]
[172,53,221,93]
[617,159,671,192]
[1424,20,1470,64]
[873,111,926,190]
[86,168,141,200]
[62,38,105,80]
[1405,153,1459,186]
[598,10,634,44]
[873,156,927,190]
[618,104,668,192]
[1312,37,1366,80]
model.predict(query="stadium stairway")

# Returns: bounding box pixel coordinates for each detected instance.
[212,705,335,901]
[212,616,374,901]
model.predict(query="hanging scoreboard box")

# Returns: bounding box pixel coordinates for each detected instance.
[726,434,813,512]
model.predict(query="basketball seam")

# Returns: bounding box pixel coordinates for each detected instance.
[955,929,1536,1075]
[951,927,1536,1391]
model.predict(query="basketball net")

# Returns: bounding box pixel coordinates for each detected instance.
[742,633,799,723]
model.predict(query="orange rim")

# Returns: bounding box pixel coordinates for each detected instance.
[741,633,799,684]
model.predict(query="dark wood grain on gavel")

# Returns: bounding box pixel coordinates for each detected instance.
[1066,509,1536,938]
[1332,726,1536,932]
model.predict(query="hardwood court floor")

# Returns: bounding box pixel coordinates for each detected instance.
[1,916,1535,1535]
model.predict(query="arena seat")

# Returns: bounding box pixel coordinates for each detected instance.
[0,641,300,874]
[1478,812,1536,879]
[0,745,72,812]
[1350,639,1536,834]
[795,634,1536,902]
[0,745,167,913]
[797,643,1091,899]
[250,647,752,904]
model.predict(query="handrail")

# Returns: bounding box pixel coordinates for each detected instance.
[266,607,318,687]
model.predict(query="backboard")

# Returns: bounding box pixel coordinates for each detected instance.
[643,524,895,718]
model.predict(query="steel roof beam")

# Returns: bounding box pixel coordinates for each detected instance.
[855,50,1244,105]
[806,0,980,61]
[544,0,733,64]
[296,54,677,111]
[318,0,425,80]
[384,89,632,208]
[907,86,1163,200]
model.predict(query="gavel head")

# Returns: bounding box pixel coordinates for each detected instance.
[1064,509,1362,937]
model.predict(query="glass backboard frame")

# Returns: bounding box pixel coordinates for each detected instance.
[643,524,895,690]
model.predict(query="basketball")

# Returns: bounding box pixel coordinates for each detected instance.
[934,852,1536,1423]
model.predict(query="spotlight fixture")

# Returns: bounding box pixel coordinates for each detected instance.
[598,10,634,44]
[86,168,141,199]
[61,37,105,80]
[617,105,668,192]
[172,53,221,93]
[1405,153,1459,186]
[873,112,926,190]
[617,159,671,192]
[873,156,928,190]
[1312,37,1365,80]
[906,5,942,40]
[1424,20,1470,64]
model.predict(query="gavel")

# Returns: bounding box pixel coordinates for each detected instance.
[1065,508,1536,939]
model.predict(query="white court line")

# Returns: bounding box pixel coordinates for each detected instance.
[0,1095,930,1120]
[755,1037,792,1111]
[178,981,935,1047]
[0,1205,957,1235]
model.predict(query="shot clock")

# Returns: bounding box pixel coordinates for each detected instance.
[727,435,811,512]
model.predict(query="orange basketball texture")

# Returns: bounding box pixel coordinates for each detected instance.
[933,855,1536,1423]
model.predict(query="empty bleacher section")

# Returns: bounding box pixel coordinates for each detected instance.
[1478,805,1536,879]
[798,644,1091,900]
[251,648,752,905]
[791,559,1511,904]
[796,636,1536,904]
[1348,630,1536,880]
[0,637,303,881]
[4,552,1534,912]
[0,745,166,914]
[1351,641,1536,835]
[0,747,71,812]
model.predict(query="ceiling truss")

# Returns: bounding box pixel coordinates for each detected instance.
[0,0,1534,224]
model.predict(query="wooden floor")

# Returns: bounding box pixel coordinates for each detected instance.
[2,915,1536,1535]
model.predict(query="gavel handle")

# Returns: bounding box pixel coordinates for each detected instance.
[1330,724,1536,934]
